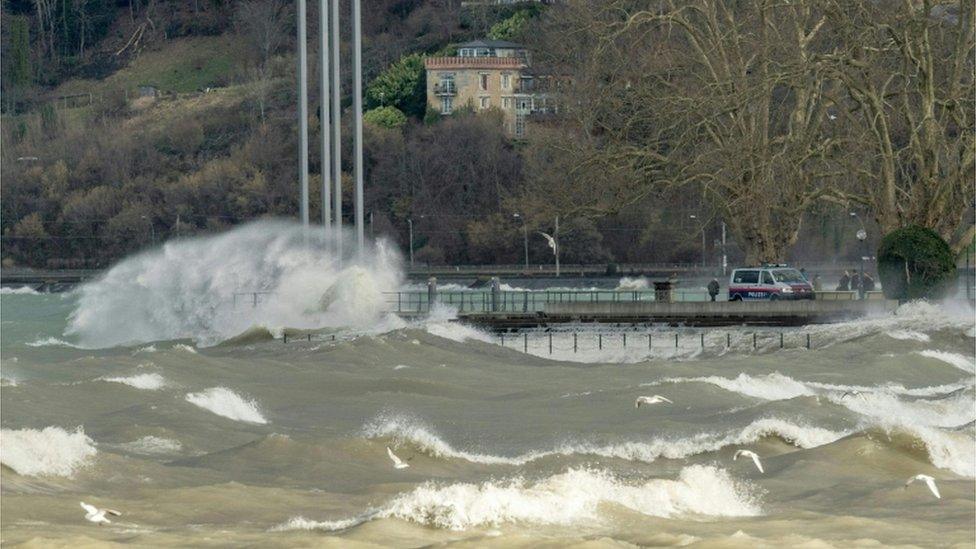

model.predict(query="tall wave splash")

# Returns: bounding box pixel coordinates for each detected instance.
[274,465,761,532]
[65,220,403,347]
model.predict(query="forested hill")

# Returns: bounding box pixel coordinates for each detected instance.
[2,1,972,270]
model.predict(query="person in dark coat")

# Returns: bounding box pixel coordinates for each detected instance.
[836,270,850,291]
[849,270,861,292]
[707,279,720,301]
[862,273,875,292]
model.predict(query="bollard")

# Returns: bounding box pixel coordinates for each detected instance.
[806,333,811,349]
[427,277,438,312]
[523,333,528,353]
[549,333,553,354]
[675,333,679,348]
[574,332,577,353]
[599,333,603,350]
[780,333,784,349]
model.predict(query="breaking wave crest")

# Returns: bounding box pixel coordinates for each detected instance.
[917,350,975,374]
[363,414,845,466]
[274,465,761,532]
[65,220,403,348]
[185,387,267,424]
[0,426,97,477]
[102,373,168,390]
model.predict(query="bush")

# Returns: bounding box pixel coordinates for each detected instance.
[877,225,956,300]
[364,106,407,129]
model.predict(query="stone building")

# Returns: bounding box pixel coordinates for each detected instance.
[424,39,553,137]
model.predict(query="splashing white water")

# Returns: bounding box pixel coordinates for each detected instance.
[185,387,267,424]
[274,465,760,532]
[0,286,41,295]
[65,220,403,348]
[363,414,845,466]
[887,330,930,342]
[102,373,168,391]
[26,337,82,348]
[113,436,183,455]
[917,350,975,374]
[0,426,97,477]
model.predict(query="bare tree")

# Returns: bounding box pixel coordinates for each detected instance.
[823,0,974,252]
[234,0,291,121]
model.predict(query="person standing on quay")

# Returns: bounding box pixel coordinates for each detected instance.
[707,279,720,301]
[836,270,850,291]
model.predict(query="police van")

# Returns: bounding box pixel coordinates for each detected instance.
[728,264,815,301]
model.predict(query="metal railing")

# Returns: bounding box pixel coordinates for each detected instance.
[385,289,726,314]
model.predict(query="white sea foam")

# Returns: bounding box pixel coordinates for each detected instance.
[172,343,198,354]
[65,220,403,348]
[917,350,975,374]
[274,465,760,532]
[185,387,267,424]
[648,372,816,401]
[113,436,183,455]
[422,304,495,344]
[887,330,930,342]
[393,364,410,370]
[0,426,97,477]
[363,414,845,466]
[133,345,157,354]
[615,277,650,291]
[25,337,81,348]
[0,286,40,295]
[102,373,168,391]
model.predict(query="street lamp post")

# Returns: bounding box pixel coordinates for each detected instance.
[141,215,156,246]
[851,212,867,299]
[514,213,528,271]
[690,214,706,270]
[407,218,414,268]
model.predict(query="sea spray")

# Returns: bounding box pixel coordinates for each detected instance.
[65,220,403,347]
[185,387,268,424]
[0,426,97,477]
[102,373,168,390]
[273,465,761,532]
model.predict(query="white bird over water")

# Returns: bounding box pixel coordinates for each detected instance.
[635,395,673,408]
[904,474,941,499]
[733,449,764,473]
[80,502,121,525]
[387,447,410,469]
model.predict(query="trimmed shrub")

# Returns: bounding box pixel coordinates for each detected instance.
[877,225,956,300]
[364,106,407,129]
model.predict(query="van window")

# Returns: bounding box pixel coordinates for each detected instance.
[771,269,805,283]
[762,271,774,284]
[734,270,759,284]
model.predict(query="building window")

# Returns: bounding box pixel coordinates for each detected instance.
[515,114,526,137]
[459,48,472,57]
[502,97,512,110]
[501,73,511,90]
[440,97,453,114]
[480,97,490,110]
[479,73,489,91]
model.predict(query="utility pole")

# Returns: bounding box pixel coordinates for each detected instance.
[318,0,331,231]
[351,0,364,254]
[554,215,560,277]
[721,221,727,276]
[297,0,309,232]
[514,213,528,271]
[330,0,342,259]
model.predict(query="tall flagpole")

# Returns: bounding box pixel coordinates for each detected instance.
[297,0,309,232]
[330,0,342,260]
[318,0,331,231]
[351,0,364,253]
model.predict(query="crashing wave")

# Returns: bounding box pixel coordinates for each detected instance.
[102,373,168,391]
[917,350,975,374]
[273,465,760,532]
[185,387,268,424]
[0,426,97,477]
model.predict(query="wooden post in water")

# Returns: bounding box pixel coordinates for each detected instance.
[753,333,757,349]
[675,333,678,348]
[599,333,602,350]
[806,333,811,349]
[648,333,652,349]
[523,333,527,353]
[574,332,577,353]
[780,333,784,349]
[549,332,552,354]
[726,333,731,348]
[623,333,627,348]
[700,333,704,348]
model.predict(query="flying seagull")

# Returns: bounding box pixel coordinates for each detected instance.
[387,446,410,469]
[538,232,557,253]
[904,474,941,499]
[733,449,764,473]
[80,502,122,525]
[635,395,673,408]
[841,390,866,399]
